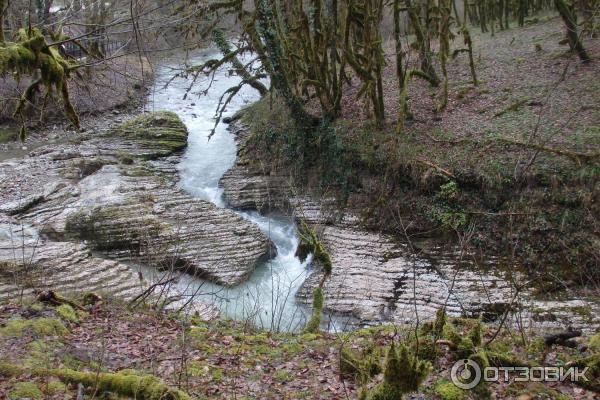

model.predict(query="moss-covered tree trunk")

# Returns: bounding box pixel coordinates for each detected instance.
[406,0,440,86]
[555,0,591,62]
[394,0,407,133]
[255,0,319,128]
[211,29,268,96]
[0,28,80,130]
[0,0,5,43]
[461,25,478,85]
[437,0,451,111]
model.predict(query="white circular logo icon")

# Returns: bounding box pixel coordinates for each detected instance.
[451,359,482,389]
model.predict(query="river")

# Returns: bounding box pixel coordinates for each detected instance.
[145,51,318,332]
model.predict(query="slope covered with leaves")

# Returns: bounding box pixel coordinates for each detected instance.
[1,296,599,399]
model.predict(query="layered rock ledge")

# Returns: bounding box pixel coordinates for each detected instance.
[219,122,600,332]
[0,112,273,312]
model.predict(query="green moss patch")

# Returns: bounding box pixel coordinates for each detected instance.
[0,361,23,377]
[64,205,164,252]
[8,382,43,400]
[0,318,68,338]
[589,332,600,353]
[56,304,79,323]
[434,379,467,400]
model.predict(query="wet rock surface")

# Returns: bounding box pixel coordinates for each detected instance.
[219,124,292,211]
[0,113,273,312]
[220,123,600,332]
[0,215,142,302]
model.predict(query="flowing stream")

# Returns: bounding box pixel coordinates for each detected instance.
[147,51,314,331]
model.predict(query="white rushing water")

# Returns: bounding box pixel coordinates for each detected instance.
[146,51,313,331]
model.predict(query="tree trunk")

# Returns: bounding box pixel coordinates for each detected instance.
[0,0,5,42]
[255,0,319,127]
[555,0,591,62]
[211,29,268,96]
[394,0,407,132]
[406,0,440,86]
[437,0,451,111]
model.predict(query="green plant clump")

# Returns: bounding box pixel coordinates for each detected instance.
[339,346,381,384]
[365,342,431,400]
[589,332,600,352]
[0,361,22,377]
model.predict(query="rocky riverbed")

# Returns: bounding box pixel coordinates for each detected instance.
[219,122,600,332]
[1,110,599,332]
[0,112,273,319]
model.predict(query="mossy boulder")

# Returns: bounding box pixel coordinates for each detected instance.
[110,111,188,159]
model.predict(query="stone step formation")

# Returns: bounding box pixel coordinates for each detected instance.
[0,112,272,320]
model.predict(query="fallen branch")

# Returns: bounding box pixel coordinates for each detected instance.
[493,97,531,118]
[36,290,86,311]
[415,159,456,179]
[496,138,600,165]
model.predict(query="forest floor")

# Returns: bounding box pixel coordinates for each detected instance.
[243,16,600,296]
[0,297,599,399]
